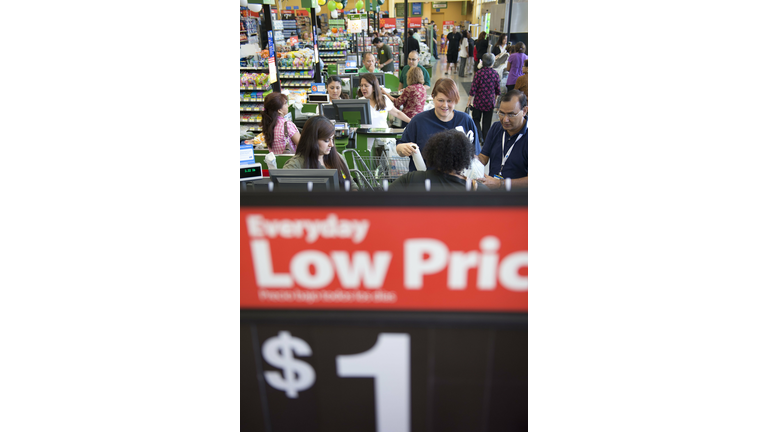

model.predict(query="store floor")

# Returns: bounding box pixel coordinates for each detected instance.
[428,54,499,128]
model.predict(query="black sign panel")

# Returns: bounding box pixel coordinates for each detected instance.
[241,312,527,432]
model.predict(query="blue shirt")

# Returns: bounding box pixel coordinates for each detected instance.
[480,119,528,179]
[398,109,481,172]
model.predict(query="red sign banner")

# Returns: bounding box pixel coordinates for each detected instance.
[408,17,421,29]
[380,18,396,29]
[241,207,528,312]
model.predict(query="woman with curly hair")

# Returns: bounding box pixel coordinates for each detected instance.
[390,130,489,191]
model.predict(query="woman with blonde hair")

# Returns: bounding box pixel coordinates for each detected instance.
[386,66,427,121]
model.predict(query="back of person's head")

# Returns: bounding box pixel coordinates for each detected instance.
[479,31,486,41]
[514,42,526,53]
[393,29,398,35]
[500,89,527,110]
[481,53,495,68]
[406,65,424,86]
[423,130,473,174]
[262,92,288,151]
[372,37,381,44]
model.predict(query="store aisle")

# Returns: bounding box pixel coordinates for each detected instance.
[429,54,498,128]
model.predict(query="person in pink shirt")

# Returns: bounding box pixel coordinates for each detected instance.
[262,92,300,154]
[386,67,427,122]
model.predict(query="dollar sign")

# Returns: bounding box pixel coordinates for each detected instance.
[261,331,316,398]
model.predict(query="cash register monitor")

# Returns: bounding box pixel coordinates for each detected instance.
[269,169,340,191]
[319,103,338,121]
[331,99,372,126]
[352,73,386,88]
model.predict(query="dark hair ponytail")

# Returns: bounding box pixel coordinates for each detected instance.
[262,92,287,151]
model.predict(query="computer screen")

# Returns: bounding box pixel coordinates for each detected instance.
[319,103,338,121]
[269,169,340,191]
[351,73,386,89]
[331,99,372,125]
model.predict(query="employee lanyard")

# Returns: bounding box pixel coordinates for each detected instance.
[498,130,524,176]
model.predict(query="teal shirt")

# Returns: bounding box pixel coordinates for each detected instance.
[398,64,431,88]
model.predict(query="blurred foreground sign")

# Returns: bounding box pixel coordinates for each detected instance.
[241,206,527,312]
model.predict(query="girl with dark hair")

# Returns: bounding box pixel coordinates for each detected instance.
[261,92,300,154]
[475,32,489,67]
[390,130,489,191]
[327,76,349,100]
[491,34,507,56]
[357,73,410,128]
[505,42,528,92]
[282,116,359,191]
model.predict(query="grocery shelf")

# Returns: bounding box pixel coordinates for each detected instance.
[240,85,271,90]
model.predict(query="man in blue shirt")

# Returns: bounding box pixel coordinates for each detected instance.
[478,90,528,188]
[396,78,480,172]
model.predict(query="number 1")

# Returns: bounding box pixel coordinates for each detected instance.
[336,333,410,432]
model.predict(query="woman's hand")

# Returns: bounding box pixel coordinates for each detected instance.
[396,143,417,157]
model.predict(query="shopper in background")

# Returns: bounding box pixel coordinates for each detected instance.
[445,27,461,74]
[327,76,349,100]
[396,78,480,172]
[475,32,489,68]
[398,50,431,90]
[505,42,528,92]
[468,53,501,143]
[392,29,403,65]
[514,59,528,98]
[458,31,469,78]
[373,37,395,72]
[440,34,446,55]
[262,92,300,154]
[359,52,381,74]
[390,130,489,191]
[387,66,427,121]
[357,73,411,128]
[465,32,475,74]
[283,116,359,191]
[429,22,439,60]
[491,34,507,56]
[478,90,528,188]
[406,29,420,56]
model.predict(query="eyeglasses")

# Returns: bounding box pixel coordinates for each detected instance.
[408,57,418,61]
[498,110,523,119]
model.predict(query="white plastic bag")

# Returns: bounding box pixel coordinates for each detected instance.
[461,158,485,181]
[265,152,278,170]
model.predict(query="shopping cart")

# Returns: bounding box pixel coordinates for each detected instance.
[343,148,410,191]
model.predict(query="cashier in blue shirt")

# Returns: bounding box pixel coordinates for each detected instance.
[478,90,528,188]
